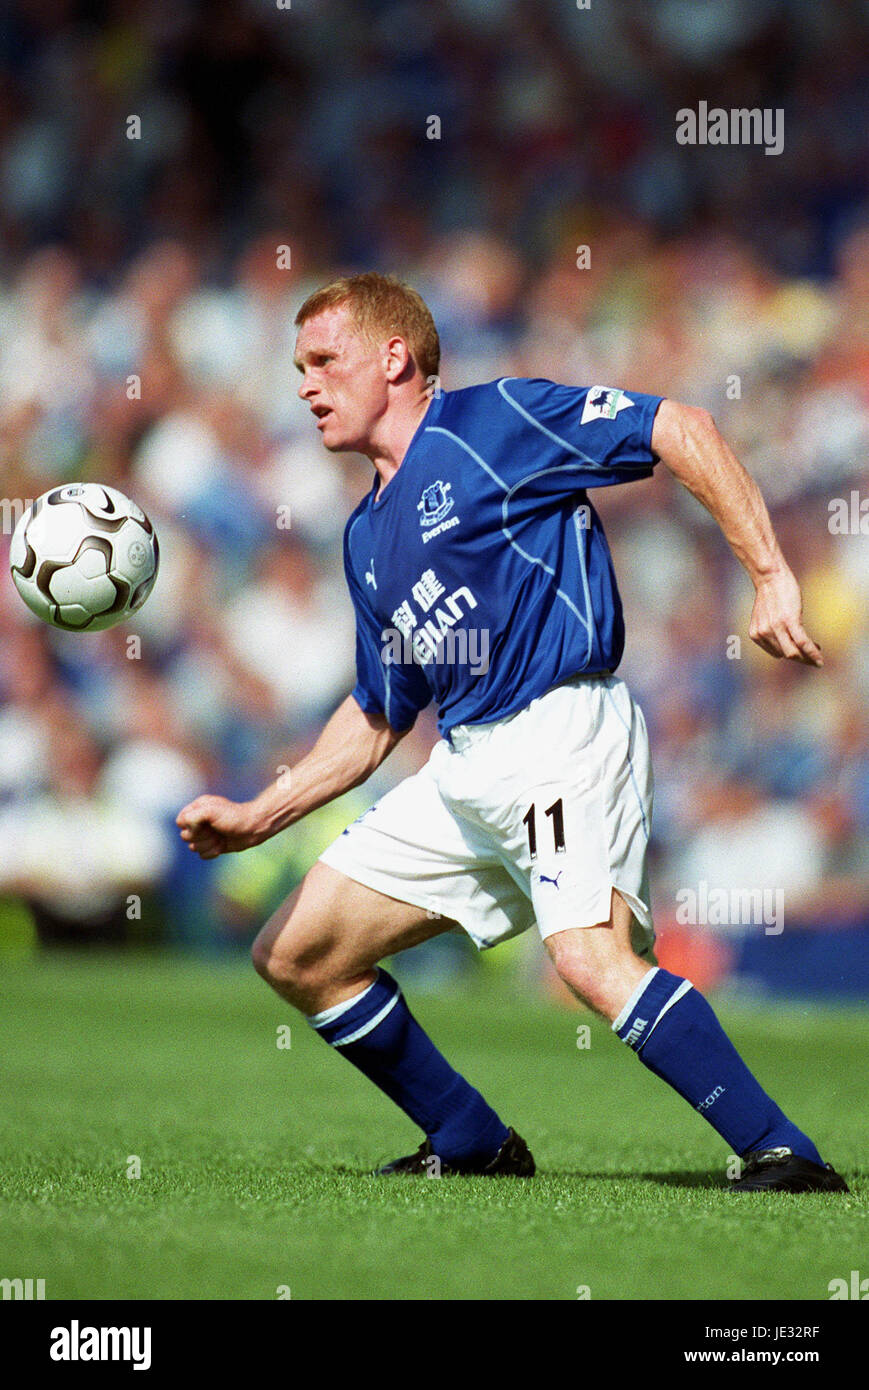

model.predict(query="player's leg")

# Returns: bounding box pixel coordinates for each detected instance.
[252,856,532,1175]
[545,891,847,1191]
[456,675,846,1192]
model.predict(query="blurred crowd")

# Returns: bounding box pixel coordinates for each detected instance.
[0,0,866,972]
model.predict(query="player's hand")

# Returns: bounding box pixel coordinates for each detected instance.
[749,568,823,666]
[176,795,264,859]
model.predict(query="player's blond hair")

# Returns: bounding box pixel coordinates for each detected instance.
[295,272,440,380]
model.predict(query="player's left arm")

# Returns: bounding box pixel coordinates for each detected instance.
[651,400,822,666]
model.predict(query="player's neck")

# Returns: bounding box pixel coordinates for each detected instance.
[368,388,432,498]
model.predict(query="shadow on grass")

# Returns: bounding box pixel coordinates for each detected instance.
[331,1164,727,1191]
[534,1169,725,1191]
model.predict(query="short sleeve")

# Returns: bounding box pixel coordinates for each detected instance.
[344,532,431,733]
[497,378,664,490]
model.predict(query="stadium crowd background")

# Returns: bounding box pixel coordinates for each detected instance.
[0,0,866,995]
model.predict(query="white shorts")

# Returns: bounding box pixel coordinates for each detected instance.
[320,674,655,955]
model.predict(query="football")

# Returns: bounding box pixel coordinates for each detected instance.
[9,483,159,632]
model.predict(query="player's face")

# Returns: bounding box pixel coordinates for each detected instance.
[294,306,389,454]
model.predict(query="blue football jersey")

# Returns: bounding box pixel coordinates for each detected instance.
[344,377,664,736]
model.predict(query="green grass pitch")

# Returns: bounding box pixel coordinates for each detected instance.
[1,954,866,1301]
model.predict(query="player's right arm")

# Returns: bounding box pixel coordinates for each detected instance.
[176,694,405,859]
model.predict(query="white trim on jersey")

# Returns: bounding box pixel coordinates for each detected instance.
[497,377,599,464]
[425,425,593,638]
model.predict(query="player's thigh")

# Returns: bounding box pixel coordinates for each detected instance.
[253,858,457,982]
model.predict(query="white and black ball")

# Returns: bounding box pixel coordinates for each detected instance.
[10,483,159,632]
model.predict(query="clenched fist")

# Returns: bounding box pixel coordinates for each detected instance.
[176,795,264,859]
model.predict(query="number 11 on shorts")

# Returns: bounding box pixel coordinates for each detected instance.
[522,798,566,860]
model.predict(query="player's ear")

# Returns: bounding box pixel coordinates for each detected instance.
[383,334,412,382]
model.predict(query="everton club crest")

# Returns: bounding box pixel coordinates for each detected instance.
[417,480,454,528]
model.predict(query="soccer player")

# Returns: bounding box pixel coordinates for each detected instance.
[178,273,847,1193]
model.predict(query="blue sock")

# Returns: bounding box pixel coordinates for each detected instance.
[613,968,823,1163]
[308,969,509,1164]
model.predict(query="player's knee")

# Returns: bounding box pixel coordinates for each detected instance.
[251,919,336,1001]
[251,929,278,983]
[548,933,640,1019]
